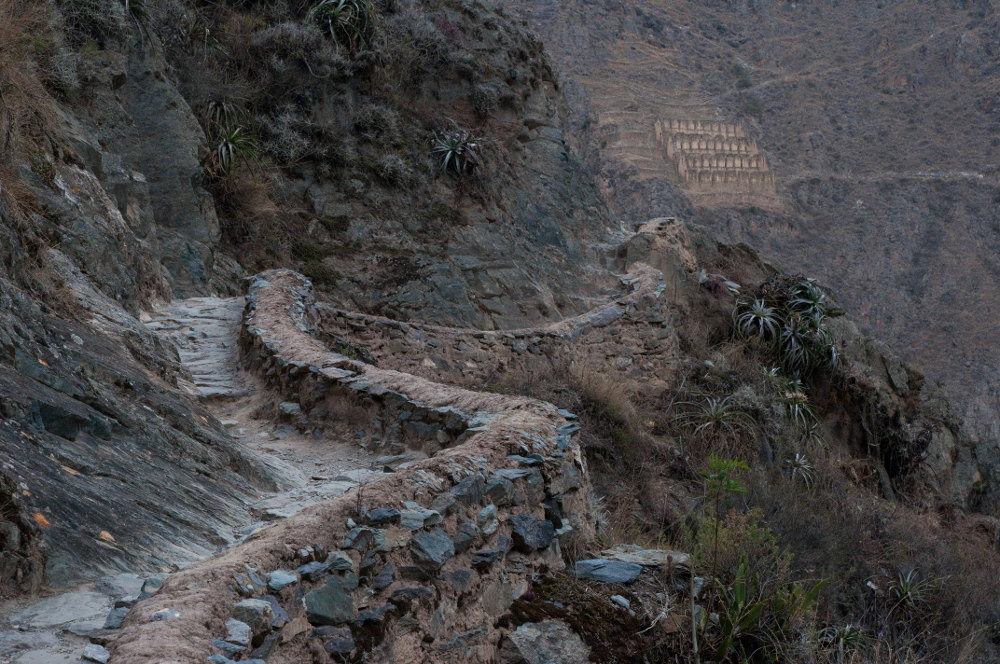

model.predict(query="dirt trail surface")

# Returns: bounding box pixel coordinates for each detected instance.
[146,295,384,527]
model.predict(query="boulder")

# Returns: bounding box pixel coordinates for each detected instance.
[296,561,331,581]
[500,620,590,664]
[233,599,274,637]
[267,570,297,591]
[454,517,482,553]
[224,618,252,647]
[372,561,396,591]
[369,508,401,525]
[510,514,555,552]
[321,626,355,654]
[442,567,478,593]
[325,551,354,570]
[103,606,130,630]
[451,475,485,505]
[485,477,515,506]
[344,527,375,550]
[260,595,290,629]
[478,505,499,536]
[82,643,111,664]
[374,528,412,552]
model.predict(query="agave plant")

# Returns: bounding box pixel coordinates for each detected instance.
[821,623,868,662]
[780,390,816,428]
[207,101,252,136]
[674,396,757,441]
[802,420,825,448]
[214,126,260,175]
[779,312,836,375]
[890,569,931,610]
[308,0,377,49]
[788,281,828,317]
[787,453,815,488]
[735,298,779,340]
[431,122,481,175]
[203,101,260,176]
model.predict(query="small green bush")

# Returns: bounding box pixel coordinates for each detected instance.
[733,65,752,89]
[742,94,764,118]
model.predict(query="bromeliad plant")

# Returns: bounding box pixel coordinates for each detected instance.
[203,101,260,176]
[307,0,378,50]
[735,278,840,376]
[431,121,481,175]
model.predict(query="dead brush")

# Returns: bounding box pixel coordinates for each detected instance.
[0,0,59,162]
[0,166,38,228]
[569,368,669,471]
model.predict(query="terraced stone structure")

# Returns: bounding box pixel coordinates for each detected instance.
[655,119,778,208]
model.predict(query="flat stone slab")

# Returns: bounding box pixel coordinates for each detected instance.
[11,591,112,631]
[94,574,144,599]
[599,545,689,568]
[148,298,245,398]
[13,642,85,664]
[568,559,642,584]
[0,630,60,657]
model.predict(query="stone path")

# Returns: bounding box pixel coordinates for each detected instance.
[146,298,246,398]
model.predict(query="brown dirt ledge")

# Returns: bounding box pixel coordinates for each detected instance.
[105,266,665,664]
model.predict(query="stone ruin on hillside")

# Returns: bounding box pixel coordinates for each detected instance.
[655,119,778,208]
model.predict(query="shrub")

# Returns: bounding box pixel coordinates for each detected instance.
[258,107,325,165]
[0,0,63,161]
[57,0,147,46]
[371,152,412,186]
[353,104,402,145]
[734,64,752,89]
[470,83,498,118]
[742,94,764,118]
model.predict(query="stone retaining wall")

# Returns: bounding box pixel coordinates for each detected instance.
[108,270,606,664]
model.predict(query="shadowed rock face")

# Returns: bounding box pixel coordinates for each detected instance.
[0,279,288,588]
[123,48,224,298]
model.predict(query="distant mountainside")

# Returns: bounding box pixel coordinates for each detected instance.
[511,0,1000,468]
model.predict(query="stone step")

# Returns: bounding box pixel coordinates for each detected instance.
[147,297,246,398]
